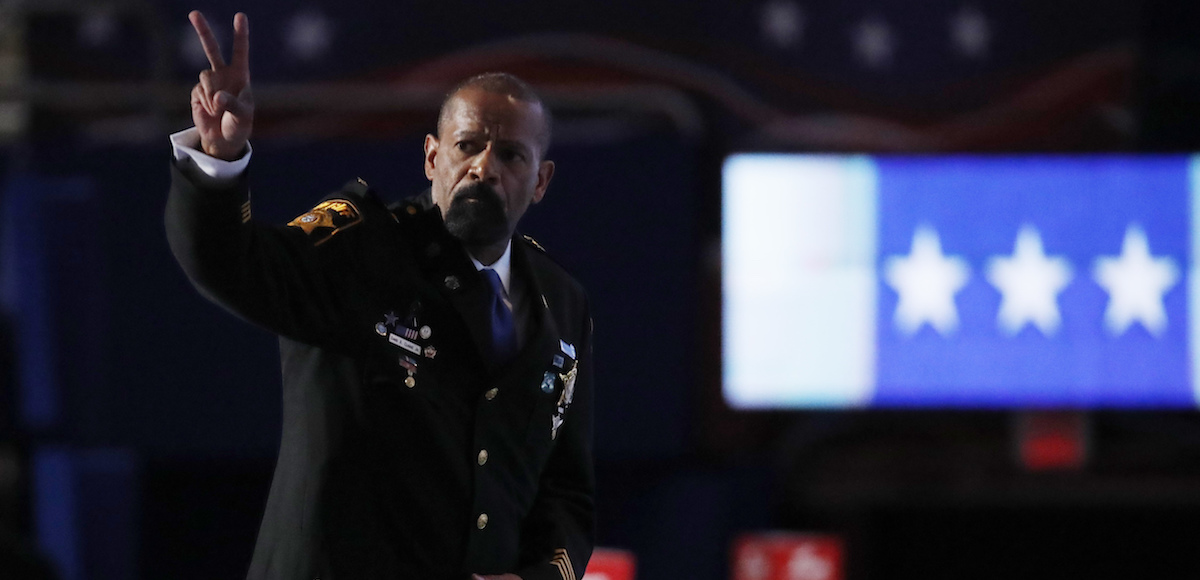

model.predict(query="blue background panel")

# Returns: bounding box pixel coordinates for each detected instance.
[873,156,1192,407]
[722,155,1198,409]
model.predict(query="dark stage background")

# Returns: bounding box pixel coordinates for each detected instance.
[2,0,1200,578]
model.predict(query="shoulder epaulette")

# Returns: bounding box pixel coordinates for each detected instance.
[390,189,436,222]
[342,176,371,197]
[522,234,546,253]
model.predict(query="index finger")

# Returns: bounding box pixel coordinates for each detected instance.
[231,12,249,75]
[189,10,225,69]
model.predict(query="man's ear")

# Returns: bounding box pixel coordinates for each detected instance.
[532,160,555,204]
[423,134,439,181]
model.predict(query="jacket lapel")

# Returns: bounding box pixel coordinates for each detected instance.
[401,193,496,369]
[441,267,495,369]
[503,237,561,380]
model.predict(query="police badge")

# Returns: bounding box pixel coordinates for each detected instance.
[551,363,578,440]
[558,365,577,407]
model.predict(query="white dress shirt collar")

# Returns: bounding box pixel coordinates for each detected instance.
[470,240,513,296]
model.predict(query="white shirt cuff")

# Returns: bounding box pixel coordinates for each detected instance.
[169,127,252,181]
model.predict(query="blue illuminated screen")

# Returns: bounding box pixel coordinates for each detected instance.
[721,154,1200,409]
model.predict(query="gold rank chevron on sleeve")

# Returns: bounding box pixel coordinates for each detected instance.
[550,548,575,580]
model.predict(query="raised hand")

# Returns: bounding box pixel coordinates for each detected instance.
[188,11,253,161]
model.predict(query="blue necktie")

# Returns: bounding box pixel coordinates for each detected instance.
[482,268,517,364]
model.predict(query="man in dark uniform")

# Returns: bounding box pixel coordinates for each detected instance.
[165,12,594,580]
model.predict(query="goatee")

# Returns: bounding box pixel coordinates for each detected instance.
[444,182,509,247]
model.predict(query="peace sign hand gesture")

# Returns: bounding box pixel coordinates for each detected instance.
[188,11,253,161]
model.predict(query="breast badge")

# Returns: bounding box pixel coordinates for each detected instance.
[559,365,578,407]
[550,361,578,440]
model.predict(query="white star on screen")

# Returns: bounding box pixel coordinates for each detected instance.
[884,226,971,337]
[949,5,990,58]
[852,15,895,68]
[1092,225,1179,337]
[986,225,1073,336]
[761,0,804,49]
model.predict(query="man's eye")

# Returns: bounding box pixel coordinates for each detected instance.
[456,141,479,153]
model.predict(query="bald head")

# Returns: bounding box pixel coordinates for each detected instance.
[437,72,553,156]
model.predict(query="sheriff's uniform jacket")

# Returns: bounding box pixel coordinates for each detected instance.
[165,160,595,580]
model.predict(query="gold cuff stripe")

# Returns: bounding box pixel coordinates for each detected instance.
[551,560,569,580]
[240,201,252,223]
[550,548,575,580]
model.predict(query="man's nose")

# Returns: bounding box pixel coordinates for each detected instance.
[468,147,500,184]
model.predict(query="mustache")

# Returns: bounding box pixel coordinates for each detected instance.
[452,182,502,205]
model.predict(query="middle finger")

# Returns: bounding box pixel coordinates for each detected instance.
[198,70,217,117]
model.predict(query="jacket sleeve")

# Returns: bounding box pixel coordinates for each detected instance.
[516,305,596,580]
[164,158,380,351]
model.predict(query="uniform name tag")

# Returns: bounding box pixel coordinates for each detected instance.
[389,333,422,355]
